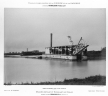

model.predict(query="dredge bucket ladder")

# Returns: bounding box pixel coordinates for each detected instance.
[74,45,89,55]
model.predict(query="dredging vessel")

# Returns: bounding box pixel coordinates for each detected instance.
[42,33,89,61]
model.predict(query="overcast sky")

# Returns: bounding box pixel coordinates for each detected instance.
[4,8,106,52]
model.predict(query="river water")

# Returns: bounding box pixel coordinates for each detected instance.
[4,58,106,84]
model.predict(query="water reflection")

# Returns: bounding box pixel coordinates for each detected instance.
[4,58,106,83]
[49,59,88,68]
[72,61,88,67]
[49,59,71,67]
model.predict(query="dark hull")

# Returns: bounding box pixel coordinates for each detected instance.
[21,52,42,56]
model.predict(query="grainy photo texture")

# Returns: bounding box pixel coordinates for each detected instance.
[4,8,106,85]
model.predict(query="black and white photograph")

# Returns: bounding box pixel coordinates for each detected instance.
[4,8,106,85]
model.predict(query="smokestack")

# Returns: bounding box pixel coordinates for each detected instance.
[50,33,52,48]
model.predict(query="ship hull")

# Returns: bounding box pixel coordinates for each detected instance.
[42,54,88,61]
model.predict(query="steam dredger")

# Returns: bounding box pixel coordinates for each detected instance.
[43,33,89,61]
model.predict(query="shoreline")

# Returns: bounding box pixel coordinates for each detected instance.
[4,75,106,85]
[4,55,106,60]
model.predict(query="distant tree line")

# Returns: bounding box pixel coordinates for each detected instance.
[4,50,45,56]
[4,52,21,55]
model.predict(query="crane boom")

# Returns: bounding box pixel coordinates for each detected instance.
[78,37,82,45]
[74,45,89,55]
[67,36,73,45]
